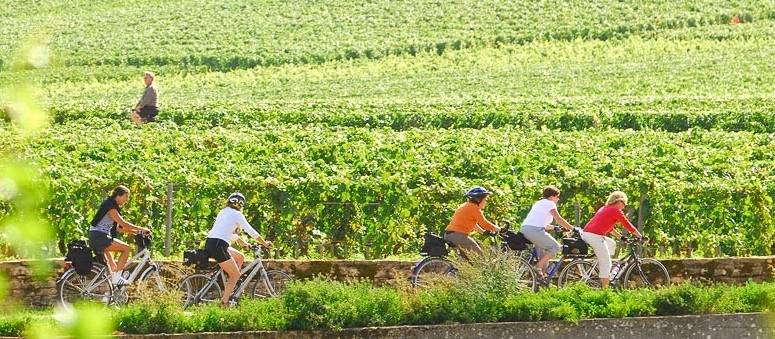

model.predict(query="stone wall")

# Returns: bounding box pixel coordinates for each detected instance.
[115,313,773,339]
[2,256,775,307]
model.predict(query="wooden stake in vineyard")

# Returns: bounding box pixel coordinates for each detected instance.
[164,184,173,256]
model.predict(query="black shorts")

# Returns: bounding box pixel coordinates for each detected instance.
[88,231,114,254]
[138,106,158,122]
[204,238,231,263]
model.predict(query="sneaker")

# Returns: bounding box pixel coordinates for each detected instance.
[220,298,238,308]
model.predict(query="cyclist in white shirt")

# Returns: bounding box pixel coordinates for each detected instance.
[204,192,272,306]
[520,186,574,279]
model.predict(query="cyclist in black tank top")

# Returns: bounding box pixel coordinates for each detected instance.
[88,185,151,285]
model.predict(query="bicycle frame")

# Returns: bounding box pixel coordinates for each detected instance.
[610,240,644,285]
[91,248,156,283]
[576,239,642,285]
[58,245,161,307]
[121,248,157,283]
[192,247,275,304]
[411,229,533,287]
[528,246,589,280]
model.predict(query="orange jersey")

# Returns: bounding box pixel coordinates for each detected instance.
[445,202,498,235]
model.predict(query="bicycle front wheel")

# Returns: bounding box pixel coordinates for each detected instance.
[179,273,222,307]
[622,258,670,289]
[558,259,600,288]
[58,264,112,308]
[410,257,456,288]
[251,270,293,298]
[138,264,167,291]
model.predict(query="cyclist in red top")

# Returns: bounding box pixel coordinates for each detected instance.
[581,191,643,289]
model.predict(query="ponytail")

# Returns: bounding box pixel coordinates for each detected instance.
[110,185,130,199]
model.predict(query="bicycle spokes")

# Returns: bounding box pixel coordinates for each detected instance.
[411,258,456,288]
[621,259,670,289]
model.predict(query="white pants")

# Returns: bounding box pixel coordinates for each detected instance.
[581,231,616,279]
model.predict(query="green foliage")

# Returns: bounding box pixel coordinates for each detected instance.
[0,312,34,337]
[4,35,775,133]
[283,279,405,330]
[2,281,775,335]
[113,294,192,334]
[2,1,775,258]
[2,122,773,257]
[2,1,773,70]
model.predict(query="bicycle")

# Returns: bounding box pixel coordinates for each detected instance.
[558,235,670,289]
[520,226,596,288]
[57,234,166,308]
[409,222,537,292]
[178,244,292,308]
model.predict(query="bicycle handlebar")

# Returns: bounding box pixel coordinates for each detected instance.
[500,220,511,233]
[249,244,271,254]
[621,235,649,245]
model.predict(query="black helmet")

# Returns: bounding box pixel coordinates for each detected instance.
[227,192,246,209]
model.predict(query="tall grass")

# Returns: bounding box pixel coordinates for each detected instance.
[3,255,775,335]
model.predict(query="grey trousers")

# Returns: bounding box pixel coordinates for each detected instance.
[444,231,483,257]
[520,225,561,257]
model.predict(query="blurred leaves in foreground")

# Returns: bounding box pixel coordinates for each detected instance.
[1,39,114,337]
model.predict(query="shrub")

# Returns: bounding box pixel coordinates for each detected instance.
[282,278,405,330]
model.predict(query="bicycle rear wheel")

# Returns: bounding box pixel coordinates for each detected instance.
[251,270,293,298]
[622,258,670,289]
[558,259,600,288]
[513,256,538,292]
[179,273,222,307]
[410,257,456,288]
[58,264,112,308]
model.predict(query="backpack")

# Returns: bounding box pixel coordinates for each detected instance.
[562,237,589,257]
[65,239,94,275]
[501,230,531,251]
[420,233,449,257]
[183,249,210,270]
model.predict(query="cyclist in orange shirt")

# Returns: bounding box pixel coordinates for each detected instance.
[444,186,501,257]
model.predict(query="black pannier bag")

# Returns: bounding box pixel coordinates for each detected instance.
[65,239,93,275]
[501,230,530,251]
[183,249,210,270]
[562,237,589,257]
[420,233,449,257]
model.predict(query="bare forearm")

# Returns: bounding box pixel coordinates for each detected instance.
[254,235,272,247]
[234,236,249,248]
[118,222,148,234]
[553,213,573,230]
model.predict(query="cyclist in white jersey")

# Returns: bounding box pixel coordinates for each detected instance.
[204,192,272,306]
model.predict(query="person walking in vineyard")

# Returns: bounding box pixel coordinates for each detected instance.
[520,185,574,279]
[88,185,151,285]
[204,192,273,306]
[444,186,501,258]
[130,71,159,124]
[581,191,643,289]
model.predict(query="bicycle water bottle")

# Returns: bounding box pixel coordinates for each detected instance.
[610,262,621,278]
